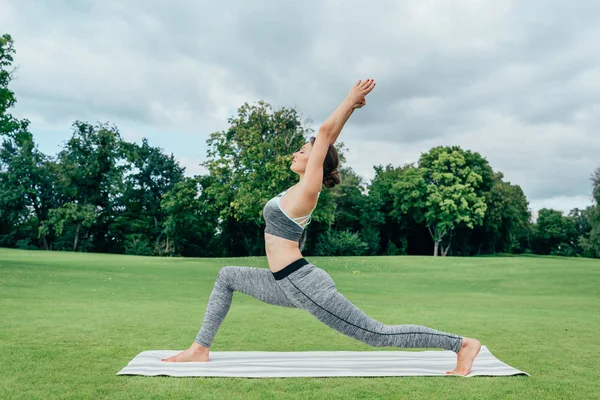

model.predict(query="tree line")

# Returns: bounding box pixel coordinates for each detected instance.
[2,34,599,258]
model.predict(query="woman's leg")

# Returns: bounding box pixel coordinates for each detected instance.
[195,266,297,348]
[273,258,463,352]
[163,266,296,362]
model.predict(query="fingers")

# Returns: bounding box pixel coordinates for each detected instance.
[359,78,376,94]
[350,79,376,102]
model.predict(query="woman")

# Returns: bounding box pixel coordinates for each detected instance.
[163,79,481,376]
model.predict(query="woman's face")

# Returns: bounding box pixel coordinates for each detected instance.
[290,142,312,174]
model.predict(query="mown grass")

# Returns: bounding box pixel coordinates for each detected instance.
[1,248,599,399]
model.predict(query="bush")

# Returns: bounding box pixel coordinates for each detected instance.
[360,226,381,255]
[314,230,369,256]
[15,238,38,250]
[124,234,153,256]
[550,242,577,257]
[384,238,408,255]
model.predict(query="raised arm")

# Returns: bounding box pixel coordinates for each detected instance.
[320,79,376,145]
[301,79,376,195]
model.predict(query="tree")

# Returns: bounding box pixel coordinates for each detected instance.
[0,34,58,250]
[161,175,219,257]
[533,209,578,256]
[46,121,124,251]
[114,138,184,254]
[479,173,531,254]
[391,146,488,256]
[0,33,22,243]
[570,207,592,239]
[0,130,58,249]
[0,34,16,132]
[40,203,96,251]
[324,166,383,255]
[368,163,413,254]
[579,166,600,258]
[579,207,600,258]
[592,166,600,205]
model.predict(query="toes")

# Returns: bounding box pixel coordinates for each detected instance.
[446,369,465,376]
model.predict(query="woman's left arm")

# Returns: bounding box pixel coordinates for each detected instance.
[319,79,376,145]
[301,79,376,195]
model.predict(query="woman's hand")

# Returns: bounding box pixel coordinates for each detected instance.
[352,98,366,109]
[347,79,376,108]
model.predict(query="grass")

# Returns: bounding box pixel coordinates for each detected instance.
[1,248,599,399]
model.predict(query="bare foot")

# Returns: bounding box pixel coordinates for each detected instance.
[162,344,210,362]
[446,337,481,376]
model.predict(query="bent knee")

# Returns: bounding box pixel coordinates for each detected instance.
[217,266,237,282]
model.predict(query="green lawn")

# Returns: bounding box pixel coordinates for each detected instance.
[1,248,599,399]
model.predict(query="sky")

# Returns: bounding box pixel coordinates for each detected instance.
[2,0,599,215]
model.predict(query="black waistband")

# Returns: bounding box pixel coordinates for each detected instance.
[272,258,309,281]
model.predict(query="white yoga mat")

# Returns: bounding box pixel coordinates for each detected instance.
[117,345,529,378]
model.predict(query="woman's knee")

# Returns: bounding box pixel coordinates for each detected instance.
[216,266,237,285]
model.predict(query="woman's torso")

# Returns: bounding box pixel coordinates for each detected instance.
[263,185,319,273]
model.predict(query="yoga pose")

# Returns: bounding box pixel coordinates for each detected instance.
[163,79,481,375]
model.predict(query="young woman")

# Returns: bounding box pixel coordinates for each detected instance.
[163,79,481,376]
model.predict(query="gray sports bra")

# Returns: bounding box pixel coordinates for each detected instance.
[263,186,320,242]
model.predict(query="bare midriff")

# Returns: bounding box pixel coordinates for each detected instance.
[264,184,318,273]
[264,233,304,273]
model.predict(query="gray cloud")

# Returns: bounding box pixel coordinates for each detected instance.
[1,0,599,212]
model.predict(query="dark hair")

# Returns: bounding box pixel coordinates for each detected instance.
[309,136,341,188]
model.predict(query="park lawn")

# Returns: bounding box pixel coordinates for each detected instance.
[1,248,599,400]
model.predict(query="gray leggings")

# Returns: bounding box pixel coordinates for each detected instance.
[195,258,462,352]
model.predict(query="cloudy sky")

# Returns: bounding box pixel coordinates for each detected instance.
[2,0,599,214]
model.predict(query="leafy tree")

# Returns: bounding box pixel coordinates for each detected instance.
[1,133,58,249]
[579,207,600,258]
[45,121,124,251]
[592,166,600,205]
[533,209,578,255]
[0,34,17,132]
[570,207,592,236]
[368,164,411,254]
[161,175,219,257]
[0,34,58,249]
[40,203,96,251]
[475,173,531,254]
[114,138,185,253]
[391,146,488,256]
[579,167,600,258]
[324,166,383,255]
[0,33,22,243]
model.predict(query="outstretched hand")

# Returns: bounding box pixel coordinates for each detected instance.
[347,79,376,109]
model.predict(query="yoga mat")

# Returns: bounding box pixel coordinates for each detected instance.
[117,345,529,378]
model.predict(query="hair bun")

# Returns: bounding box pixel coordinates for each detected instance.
[323,168,341,188]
